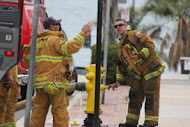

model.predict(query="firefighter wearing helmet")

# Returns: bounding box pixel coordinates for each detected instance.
[109,19,165,127]
[23,17,93,127]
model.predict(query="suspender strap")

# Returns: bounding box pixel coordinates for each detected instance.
[121,46,142,76]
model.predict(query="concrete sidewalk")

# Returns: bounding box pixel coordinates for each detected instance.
[16,74,190,127]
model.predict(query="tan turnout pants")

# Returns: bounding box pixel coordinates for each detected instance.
[126,75,161,126]
[30,88,69,127]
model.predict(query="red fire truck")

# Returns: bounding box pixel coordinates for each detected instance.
[0,0,77,101]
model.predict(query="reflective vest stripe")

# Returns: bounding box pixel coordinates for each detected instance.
[145,64,165,80]
[35,55,63,62]
[134,58,142,64]
[36,55,72,62]
[36,42,47,48]
[126,65,133,71]
[75,34,85,43]
[134,74,141,80]
[125,44,131,49]
[125,44,137,53]
[145,115,158,122]
[34,77,47,82]
[4,122,16,127]
[127,113,139,120]
[141,48,150,58]
[62,55,72,60]
[25,54,72,62]
[34,82,69,89]
[62,41,69,55]
[116,73,125,81]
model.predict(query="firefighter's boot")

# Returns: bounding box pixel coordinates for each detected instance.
[119,123,137,127]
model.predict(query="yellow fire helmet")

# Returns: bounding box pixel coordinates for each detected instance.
[44,83,59,95]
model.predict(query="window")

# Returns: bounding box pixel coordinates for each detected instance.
[0,5,18,11]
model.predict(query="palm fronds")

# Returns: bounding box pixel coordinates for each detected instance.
[160,33,170,59]
[141,0,190,71]
[167,18,190,71]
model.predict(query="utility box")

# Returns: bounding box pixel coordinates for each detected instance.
[180,57,190,74]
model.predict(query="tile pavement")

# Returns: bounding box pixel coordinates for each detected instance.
[68,86,130,127]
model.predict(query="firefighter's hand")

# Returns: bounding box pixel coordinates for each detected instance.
[131,55,138,61]
[82,22,93,34]
[108,82,120,90]
[6,72,13,85]
[17,62,23,75]
[131,52,139,61]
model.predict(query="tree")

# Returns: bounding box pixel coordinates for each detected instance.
[141,0,190,71]
[102,0,118,44]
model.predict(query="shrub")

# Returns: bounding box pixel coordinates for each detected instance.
[91,44,120,85]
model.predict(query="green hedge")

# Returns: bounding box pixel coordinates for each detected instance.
[91,44,120,85]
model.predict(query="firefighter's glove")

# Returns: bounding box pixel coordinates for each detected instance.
[108,82,120,91]
[44,83,59,95]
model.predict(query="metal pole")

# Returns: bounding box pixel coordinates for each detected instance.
[94,0,103,126]
[132,0,135,9]
[24,0,40,126]
[102,0,111,104]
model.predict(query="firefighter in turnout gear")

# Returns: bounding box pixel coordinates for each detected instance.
[0,65,21,127]
[23,17,93,127]
[108,19,165,127]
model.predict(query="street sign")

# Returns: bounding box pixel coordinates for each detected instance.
[184,60,190,71]
[121,8,130,22]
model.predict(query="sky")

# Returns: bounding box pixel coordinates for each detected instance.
[44,0,180,73]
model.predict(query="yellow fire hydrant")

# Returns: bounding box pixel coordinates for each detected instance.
[82,64,108,126]
[84,64,106,114]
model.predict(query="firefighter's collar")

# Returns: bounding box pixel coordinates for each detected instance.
[119,30,129,40]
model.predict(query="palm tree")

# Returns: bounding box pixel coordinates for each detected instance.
[141,0,190,71]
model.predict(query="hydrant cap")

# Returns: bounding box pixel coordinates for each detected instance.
[101,67,106,72]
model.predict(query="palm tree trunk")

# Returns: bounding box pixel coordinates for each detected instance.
[103,0,118,44]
